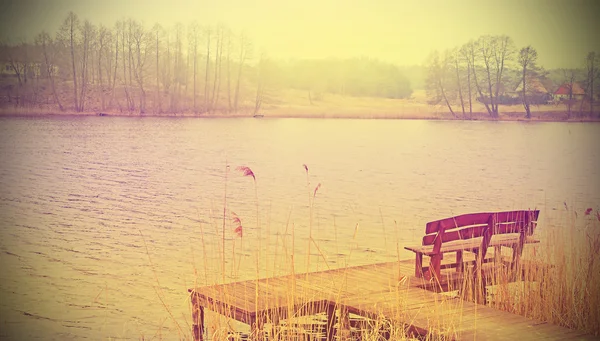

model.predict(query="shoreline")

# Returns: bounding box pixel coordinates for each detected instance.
[1,106,599,122]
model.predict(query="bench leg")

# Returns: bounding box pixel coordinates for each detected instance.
[250,315,265,341]
[472,247,486,275]
[268,312,280,340]
[191,294,205,341]
[415,253,424,278]
[494,246,502,263]
[338,306,351,341]
[326,303,336,341]
[430,254,442,281]
[456,251,464,273]
[511,244,524,276]
[462,272,488,305]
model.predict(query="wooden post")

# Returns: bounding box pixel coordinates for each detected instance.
[511,241,525,278]
[191,293,205,341]
[513,216,528,266]
[250,314,264,340]
[415,253,423,277]
[474,216,493,275]
[430,254,442,280]
[510,212,530,278]
[456,251,464,272]
[268,312,279,340]
[431,224,444,280]
[338,306,351,341]
[494,246,502,264]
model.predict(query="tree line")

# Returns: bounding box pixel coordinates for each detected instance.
[425,35,600,119]
[1,12,254,114]
[0,11,412,115]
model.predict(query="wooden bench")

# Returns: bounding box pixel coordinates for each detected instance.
[405,210,540,280]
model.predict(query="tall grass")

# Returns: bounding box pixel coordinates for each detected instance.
[179,166,599,340]
[486,207,600,335]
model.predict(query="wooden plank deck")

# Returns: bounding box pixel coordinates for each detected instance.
[189,258,594,341]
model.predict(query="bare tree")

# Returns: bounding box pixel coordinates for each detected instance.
[452,48,466,118]
[171,23,183,113]
[2,41,35,106]
[492,36,513,116]
[210,25,224,112]
[183,35,190,103]
[165,33,175,113]
[78,20,94,112]
[234,33,251,112]
[253,53,265,116]
[129,20,150,113]
[478,36,496,116]
[188,22,200,113]
[96,25,110,110]
[57,12,80,111]
[35,32,64,110]
[214,27,225,111]
[518,45,538,119]
[2,41,25,87]
[152,24,163,114]
[203,26,211,113]
[585,52,599,117]
[464,40,491,116]
[116,20,132,111]
[108,22,119,110]
[225,29,232,112]
[460,44,473,118]
[127,20,135,111]
[475,35,515,118]
[425,50,456,117]
[561,69,578,118]
[161,28,173,114]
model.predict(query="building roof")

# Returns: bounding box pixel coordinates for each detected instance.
[554,83,585,95]
[514,77,548,94]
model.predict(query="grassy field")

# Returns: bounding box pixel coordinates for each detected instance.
[257,89,600,121]
[2,80,599,122]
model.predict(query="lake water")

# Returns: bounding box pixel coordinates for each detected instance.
[0,117,599,340]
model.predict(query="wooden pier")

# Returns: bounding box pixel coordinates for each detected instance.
[189,258,593,340]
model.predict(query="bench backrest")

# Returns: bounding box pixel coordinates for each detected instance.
[422,210,540,247]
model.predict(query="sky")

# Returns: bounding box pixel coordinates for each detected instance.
[0,0,599,69]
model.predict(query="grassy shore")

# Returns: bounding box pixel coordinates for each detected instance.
[2,89,599,122]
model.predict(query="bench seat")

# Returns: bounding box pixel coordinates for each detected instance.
[404,234,540,256]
